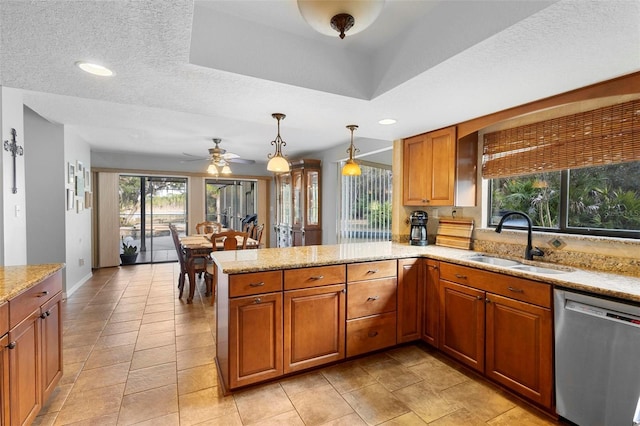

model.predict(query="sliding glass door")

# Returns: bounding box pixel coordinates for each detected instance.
[119,175,188,264]
[205,179,257,231]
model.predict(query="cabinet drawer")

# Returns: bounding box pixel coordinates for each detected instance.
[347,278,397,320]
[0,302,7,336]
[346,312,397,357]
[347,260,397,282]
[9,272,62,329]
[440,263,551,308]
[284,265,346,290]
[229,271,282,298]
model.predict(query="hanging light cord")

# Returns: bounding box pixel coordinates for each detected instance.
[269,113,287,159]
[346,124,359,160]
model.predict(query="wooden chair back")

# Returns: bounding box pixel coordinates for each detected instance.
[169,224,186,268]
[196,221,222,234]
[253,224,265,246]
[211,230,249,251]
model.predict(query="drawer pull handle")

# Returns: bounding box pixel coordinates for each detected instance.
[7,342,16,350]
[455,274,467,279]
[367,296,379,301]
[249,282,265,287]
[254,297,262,304]
[309,275,324,280]
[508,287,524,293]
[367,269,379,274]
[40,313,47,319]
[37,291,49,297]
[368,331,379,338]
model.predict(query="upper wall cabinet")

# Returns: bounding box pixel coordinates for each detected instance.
[403,126,476,207]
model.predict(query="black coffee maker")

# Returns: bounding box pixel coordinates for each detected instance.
[410,210,428,246]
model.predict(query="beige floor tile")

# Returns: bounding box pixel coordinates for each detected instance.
[84,343,135,369]
[360,357,422,392]
[321,361,377,394]
[54,383,125,424]
[319,412,368,426]
[487,406,558,425]
[144,302,175,314]
[138,319,175,335]
[280,371,331,397]
[176,331,214,352]
[407,357,470,392]
[64,319,107,336]
[178,387,238,426]
[177,363,218,395]
[142,310,176,324]
[125,362,177,395]
[63,332,101,349]
[62,345,93,364]
[131,412,180,425]
[193,411,244,426]
[175,320,211,336]
[135,330,176,351]
[94,330,139,349]
[427,407,485,426]
[131,344,177,370]
[113,302,147,314]
[252,410,305,426]
[59,361,84,386]
[101,320,142,336]
[342,383,410,425]
[380,411,428,425]
[386,345,438,367]
[58,413,120,426]
[392,381,460,423]
[72,361,131,391]
[289,384,354,425]
[32,411,58,426]
[109,309,145,323]
[440,380,516,422]
[176,344,215,371]
[234,383,295,425]
[39,383,73,414]
[118,383,179,425]
[117,295,148,305]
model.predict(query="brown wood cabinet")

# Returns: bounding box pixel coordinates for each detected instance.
[397,258,422,343]
[422,259,440,347]
[0,333,9,426]
[438,262,553,410]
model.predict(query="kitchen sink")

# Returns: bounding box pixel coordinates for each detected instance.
[464,255,522,267]
[510,264,570,274]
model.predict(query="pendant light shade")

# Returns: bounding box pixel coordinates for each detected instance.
[267,113,290,173]
[342,124,361,176]
[207,162,219,175]
[220,163,232,175]
[297,0,385,39]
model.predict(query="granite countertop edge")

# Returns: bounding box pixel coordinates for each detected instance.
[0,263,66,302]
[212,242,640,303]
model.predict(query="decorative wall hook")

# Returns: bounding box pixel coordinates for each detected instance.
[4,128,24,194]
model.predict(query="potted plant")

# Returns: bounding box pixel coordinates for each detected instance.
[120,237,138,265]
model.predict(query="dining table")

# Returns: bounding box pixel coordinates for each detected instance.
[179,233,258,303]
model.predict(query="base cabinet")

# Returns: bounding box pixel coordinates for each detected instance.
[397,259,422,343]
[0,334,9,426]
[421,260,440,347]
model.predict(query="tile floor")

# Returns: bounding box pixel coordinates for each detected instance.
[33,263,565,425]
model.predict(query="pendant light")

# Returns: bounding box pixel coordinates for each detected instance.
[207,162,219,176]
[267,113,290,173]
[342,124,361,176]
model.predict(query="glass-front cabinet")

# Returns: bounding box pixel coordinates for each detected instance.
[275,159,322,247]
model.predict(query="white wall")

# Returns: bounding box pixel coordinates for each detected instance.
[1,87,27,265]
[64,127,92,294]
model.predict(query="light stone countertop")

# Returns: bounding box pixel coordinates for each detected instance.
[0,264,65,302]
[212,242,640,303]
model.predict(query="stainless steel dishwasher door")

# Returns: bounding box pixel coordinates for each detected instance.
[555,289,640,426]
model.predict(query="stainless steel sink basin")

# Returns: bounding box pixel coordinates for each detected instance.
[510,264,569,274]
[464,255,522,267]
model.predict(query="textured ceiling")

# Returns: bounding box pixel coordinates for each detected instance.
[1,0,639,170]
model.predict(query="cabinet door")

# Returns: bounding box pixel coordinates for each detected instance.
[486,293,553,409]
[284,284,345,373]
[428,127,456,206]
[229,293,283,389]
[0,334,9,426]
[439,280,485,372]
[422,259,440,347]
[40,293,63,403]
[8,311,41,426]
[397,258,422,343]
[403,135,430,205]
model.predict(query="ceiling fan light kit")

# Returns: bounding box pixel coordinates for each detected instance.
[297,0,385,39]
[342,124,361,176]
[267,113,290,173]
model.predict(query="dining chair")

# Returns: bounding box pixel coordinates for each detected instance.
[196,221,222,234]
[253,224,265,248]
[170,224,206,299]
[205,230,249,305]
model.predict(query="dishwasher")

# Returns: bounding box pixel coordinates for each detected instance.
[555,288,640,426]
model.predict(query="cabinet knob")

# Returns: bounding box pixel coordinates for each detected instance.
[508,286,524,293]
[249,282,265,287]
[37,290,49,297]
[476,295,483,301]
[40,313,47,319]
[7,342,16,350]
[254,297,262,304]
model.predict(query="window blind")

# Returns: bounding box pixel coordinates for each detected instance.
[482,99,640,178]
[339,162,392,243]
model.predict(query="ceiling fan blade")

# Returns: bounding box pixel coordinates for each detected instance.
[180,152,209,163]
[228,158,256,164]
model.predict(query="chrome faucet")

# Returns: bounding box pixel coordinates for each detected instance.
[495,211,544,261]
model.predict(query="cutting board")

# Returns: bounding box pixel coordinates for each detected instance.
[435,218,474,249]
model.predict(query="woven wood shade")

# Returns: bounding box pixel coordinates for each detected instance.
[482,99,640,178]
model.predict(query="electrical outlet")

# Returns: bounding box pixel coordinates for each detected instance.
[79,258,85,266]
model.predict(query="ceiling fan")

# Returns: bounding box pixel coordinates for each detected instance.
[182,139,255,174]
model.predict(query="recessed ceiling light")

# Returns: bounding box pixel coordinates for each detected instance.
[378,118,396,125]
[75,61,114,77]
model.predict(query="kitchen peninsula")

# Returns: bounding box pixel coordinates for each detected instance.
[0,264,64,425]
[211,242,640,413]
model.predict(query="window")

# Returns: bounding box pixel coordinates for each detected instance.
[489,162,640,238]
[339,161,392,242]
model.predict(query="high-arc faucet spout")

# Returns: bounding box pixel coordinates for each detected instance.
[495,211,544,261]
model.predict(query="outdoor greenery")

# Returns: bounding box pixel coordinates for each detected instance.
[119,176,186,227]
[490,161,640,233]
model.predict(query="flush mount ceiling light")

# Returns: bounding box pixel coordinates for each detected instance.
[75,61,114,77]
[297,0,385,39]
[267,113,290,173]
[342,124,361,176]
[378,118,397,125]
